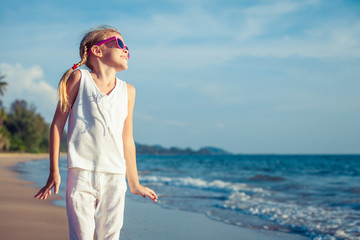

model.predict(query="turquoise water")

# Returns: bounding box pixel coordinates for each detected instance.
[17,154,360,240]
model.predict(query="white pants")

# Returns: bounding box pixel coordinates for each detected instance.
[66,168,127,240]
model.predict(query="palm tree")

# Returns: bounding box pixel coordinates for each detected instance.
[0,72,8,96]
[0,72,9,151]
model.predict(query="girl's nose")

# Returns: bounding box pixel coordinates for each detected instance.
[123,49,130,58]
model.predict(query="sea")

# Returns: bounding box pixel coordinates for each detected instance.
[16,154,360,240]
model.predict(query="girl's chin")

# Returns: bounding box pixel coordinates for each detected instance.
[118,65,128,71]
[118,63,128,71]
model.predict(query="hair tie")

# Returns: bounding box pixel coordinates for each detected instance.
[72,64,78,70]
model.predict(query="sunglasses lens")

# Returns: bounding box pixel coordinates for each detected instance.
[117,38,130,58]
[117,39,125,49]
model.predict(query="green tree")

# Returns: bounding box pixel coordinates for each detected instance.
[0,73,8,96]
[0,101,10,151]
[0,73,10,151]
[4,100,49,152]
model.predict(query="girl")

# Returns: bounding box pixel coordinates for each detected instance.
[34,25,158,240]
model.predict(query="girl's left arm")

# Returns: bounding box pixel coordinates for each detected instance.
[123,83,158,202]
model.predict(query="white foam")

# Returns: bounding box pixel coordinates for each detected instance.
[139,175,266,194]
[139,174,360,239]
[221,191,360,239]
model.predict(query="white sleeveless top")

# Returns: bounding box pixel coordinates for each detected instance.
[67,69,128,174]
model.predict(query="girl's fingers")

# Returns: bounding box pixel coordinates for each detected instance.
[149,192,155,199]
[150,189,157,198]
[34,186,46,198]
[40,190,46,199]
[36,188,45,199]
[34,178,60,199]
[147,190,158,202]
[136,186,158,202]
[35,185,52,199]
[41,188,50,199]
[54,180,60,194]
[44,190,49,199]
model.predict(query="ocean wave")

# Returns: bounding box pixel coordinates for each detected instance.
[139,175,266,194]
[220,191,360,240]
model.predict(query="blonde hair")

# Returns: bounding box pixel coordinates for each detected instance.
[58,25,121,112]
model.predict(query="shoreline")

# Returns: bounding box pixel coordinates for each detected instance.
[122,198,309,240]
[1,153,309,240]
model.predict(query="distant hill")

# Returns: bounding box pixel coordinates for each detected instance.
[135,143,232,155]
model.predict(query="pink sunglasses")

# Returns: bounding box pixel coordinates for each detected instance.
[87,36,130,58]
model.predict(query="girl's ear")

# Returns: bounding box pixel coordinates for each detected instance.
[91,45,103,57]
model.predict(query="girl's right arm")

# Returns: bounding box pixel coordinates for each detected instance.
[34,70,81,200]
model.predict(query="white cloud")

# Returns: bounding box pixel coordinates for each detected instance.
[244,0,318,16]
[199,82,243,105]
[215,122,225,129]
[164,119,186,126]
[0,62,57,121]
[124,0,360,63]
[135,112,186,126]
[231,0,314,40]
[135,112,154,122]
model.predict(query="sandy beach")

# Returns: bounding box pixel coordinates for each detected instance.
[0,153,68,240]
[1,153,309,240]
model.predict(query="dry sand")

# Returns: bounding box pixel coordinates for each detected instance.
[0,153,68,240]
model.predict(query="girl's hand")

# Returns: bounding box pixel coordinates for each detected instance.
[131,184,158,202]
[34,172,61,200]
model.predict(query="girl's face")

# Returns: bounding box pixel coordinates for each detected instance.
[101,33,129,71]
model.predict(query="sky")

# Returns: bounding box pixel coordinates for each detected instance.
[0,0,359,154]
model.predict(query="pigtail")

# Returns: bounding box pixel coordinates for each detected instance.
[58,68,73,112]
[58,45,88,113]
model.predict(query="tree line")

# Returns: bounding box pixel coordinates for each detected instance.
[0,72,67,153]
